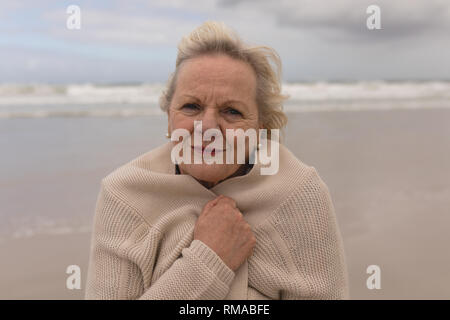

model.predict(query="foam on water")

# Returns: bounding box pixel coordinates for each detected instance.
[0,81,449,118]
[0,217,92,244]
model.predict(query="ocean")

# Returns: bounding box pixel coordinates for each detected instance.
[0,81,449,119]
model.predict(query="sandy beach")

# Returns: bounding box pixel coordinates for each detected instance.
[1,108,449,299]
[0,232,90,299]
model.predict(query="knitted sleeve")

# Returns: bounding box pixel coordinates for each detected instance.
[85,182,235,300]
[280,167,349,299]
[252,167,349,300]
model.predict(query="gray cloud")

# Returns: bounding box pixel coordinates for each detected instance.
[1,0,449,82]
[218,0,450,42]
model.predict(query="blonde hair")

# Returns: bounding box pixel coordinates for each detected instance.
[160,21,288,138]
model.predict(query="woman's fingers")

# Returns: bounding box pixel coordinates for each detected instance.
[195,195,254,271]
[200,195,223,216]
[216,195,237,208]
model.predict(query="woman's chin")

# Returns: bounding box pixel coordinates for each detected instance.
[179,163,239,186]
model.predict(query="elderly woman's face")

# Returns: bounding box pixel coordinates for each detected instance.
[168,54,260,186]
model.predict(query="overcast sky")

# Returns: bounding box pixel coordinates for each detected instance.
[1,0,449,83]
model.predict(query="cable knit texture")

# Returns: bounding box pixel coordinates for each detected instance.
[85,141,349,300]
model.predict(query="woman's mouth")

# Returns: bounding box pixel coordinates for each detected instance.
[192,145,224,156]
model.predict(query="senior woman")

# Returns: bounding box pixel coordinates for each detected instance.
[85,21,349,300]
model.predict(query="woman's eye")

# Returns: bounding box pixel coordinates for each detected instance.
[181,103,200,111]
[225,108,242,116]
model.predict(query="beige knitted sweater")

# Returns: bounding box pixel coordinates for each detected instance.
[85,142,349,300]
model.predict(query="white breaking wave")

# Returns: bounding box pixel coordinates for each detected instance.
[0,215,92,243]
[0,83,165,105]
[0,81,449,118]
[283,81,450,101]
[0,106,165,119]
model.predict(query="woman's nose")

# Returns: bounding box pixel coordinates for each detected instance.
[198,108,220,132]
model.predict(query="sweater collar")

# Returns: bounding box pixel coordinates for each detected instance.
[150,141,263,193]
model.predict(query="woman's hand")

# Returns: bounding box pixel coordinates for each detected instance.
[193,195,256,272]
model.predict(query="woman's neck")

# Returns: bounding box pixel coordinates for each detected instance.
[177,164,251,189]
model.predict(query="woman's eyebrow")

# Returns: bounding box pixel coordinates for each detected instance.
[180,94,204,103]
[220,99,248,109]
[181,95,248,108]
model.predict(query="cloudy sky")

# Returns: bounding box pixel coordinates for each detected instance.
[1,0,449,83]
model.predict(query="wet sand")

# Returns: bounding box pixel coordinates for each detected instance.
[0,232,90,299]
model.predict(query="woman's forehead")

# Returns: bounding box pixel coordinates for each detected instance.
[179,55,255,84]
[175,56,257,100]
